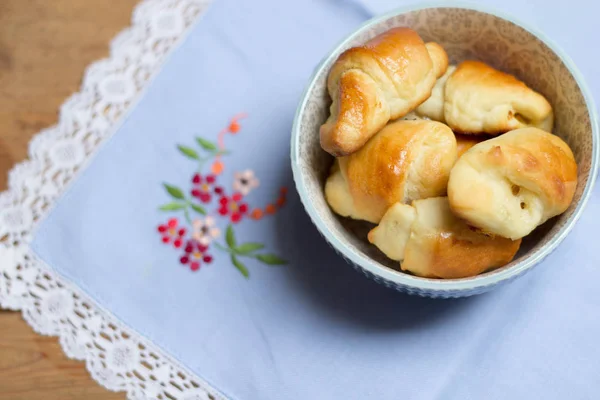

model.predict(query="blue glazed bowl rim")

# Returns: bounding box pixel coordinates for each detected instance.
[290,1,599,293]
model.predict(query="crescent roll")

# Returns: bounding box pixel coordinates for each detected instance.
[325,120,457,224]
[368,197,522,279]
[444,61,553,135]
[320,27,449,156]
[414,65,457,122]
[448,128,577,240]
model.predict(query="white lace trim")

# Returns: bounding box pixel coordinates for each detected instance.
[0,1,227,399]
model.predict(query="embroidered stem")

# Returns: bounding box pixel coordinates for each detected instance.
[213,241,231,253]
[212,114,248,176]
[197,158,207,172]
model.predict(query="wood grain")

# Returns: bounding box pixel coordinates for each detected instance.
[0,311,123,400]
[0,0,139,398]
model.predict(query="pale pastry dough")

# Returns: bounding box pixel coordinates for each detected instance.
[444,61,553,135]
[415,65,457,122]
[368,197,522,279]
[448,127,577,240]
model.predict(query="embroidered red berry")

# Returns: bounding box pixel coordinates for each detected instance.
[174,239,183,248]
[250,209,263,220]
[158,225,167,233]
[190,262,201,271]
[206,175,216,184]
[180,256,189,264]
[192,173,201,184]
[228,121,240,133]
[211,160,224,175]
[162,236,170,244]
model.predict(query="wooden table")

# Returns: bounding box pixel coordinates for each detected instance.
[0,1,139,398]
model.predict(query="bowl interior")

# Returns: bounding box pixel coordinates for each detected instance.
[293,6,596,287]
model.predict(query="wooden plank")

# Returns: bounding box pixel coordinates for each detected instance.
[0,311,124,399]
[0,0,141,398]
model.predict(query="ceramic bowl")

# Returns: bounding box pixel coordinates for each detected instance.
[290,3,599,298]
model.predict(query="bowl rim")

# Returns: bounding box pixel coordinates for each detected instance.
[290,1,599,292]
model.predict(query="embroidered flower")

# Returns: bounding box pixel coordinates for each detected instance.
[157,114,288,277]
[218,193,248,223]
[157,218,186,248]
[192,216,221,245]
[180,240,213,271]
[232,170,259,196]
[190,173,222,203]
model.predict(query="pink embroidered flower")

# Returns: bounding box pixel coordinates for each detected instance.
[191,173,223,203]
[233,170,259,196]
[192,216,221,245]
[218,193,248,223]
[180,240,213,271]
[157,218,186,248]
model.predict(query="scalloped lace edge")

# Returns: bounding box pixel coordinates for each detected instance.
[0,1,228,399]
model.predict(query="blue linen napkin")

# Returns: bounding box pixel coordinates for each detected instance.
[31,0,600,399]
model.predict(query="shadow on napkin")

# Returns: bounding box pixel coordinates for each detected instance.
[273,166,481,332]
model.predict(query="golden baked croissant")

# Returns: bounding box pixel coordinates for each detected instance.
[320,27,449,157]
[444,61,553,135]
[368,197,522,279]
[448,127,577,240]
[325,120,457,223]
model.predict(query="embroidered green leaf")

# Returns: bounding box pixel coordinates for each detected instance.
[235,243,265,254]
[177,145,200,160]
[231,254,249,278]
[225,225,236,248]
[190,203,206,215]
[158,202,186,211]
[255,253,287,265]
[163,183,185,200]
[196,137,218,151]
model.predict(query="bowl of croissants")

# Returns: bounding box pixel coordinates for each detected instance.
[291,4,598,297]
